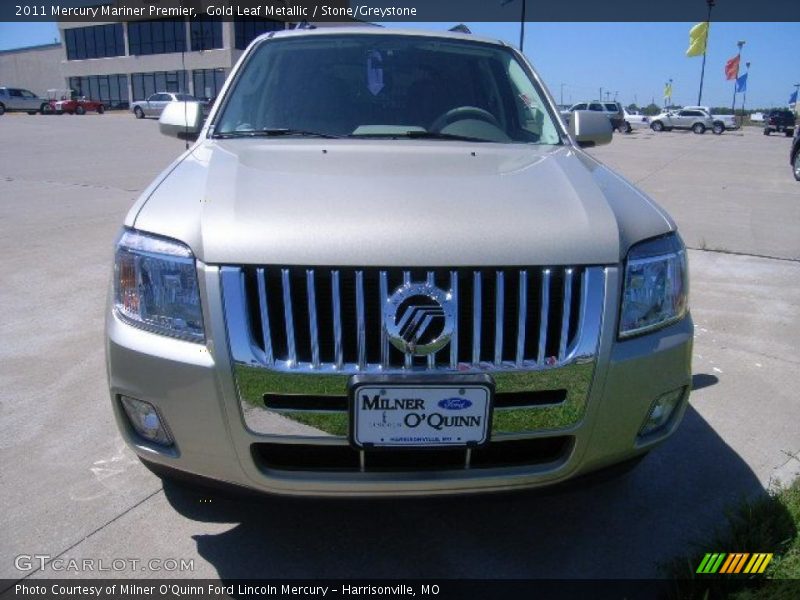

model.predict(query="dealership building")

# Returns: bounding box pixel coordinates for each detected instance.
[0,17,289,108]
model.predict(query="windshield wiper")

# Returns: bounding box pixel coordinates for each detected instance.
[403,131,490,142]
[214,128,340,139]
[348,131,489,142]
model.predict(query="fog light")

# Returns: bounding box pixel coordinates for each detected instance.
[639,388,685,437]
[120,396,173,446]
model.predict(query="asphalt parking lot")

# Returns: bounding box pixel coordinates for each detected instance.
[1,114,798,581]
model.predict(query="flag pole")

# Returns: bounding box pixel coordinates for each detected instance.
[697,0,715,105]
[731,40,745,115]
[740,62,750,127]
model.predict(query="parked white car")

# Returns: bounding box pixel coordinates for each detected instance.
[131,92,197,119]
[750,112,764,123]
[623,109,650,131]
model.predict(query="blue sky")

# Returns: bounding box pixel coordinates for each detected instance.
[1,21,797,108]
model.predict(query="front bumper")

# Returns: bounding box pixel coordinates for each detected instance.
[106,265,693,496]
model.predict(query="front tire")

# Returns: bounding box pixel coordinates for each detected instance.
[97,105,105,114]
[713,122,725,135]
[651,121,664,132]
[75,105,86,115]
[764,128,770,135]
[794,151,800,182]
[786,129,794,138]
[692,123,706,134]
[40,103,52,114]
[134,106,144,119]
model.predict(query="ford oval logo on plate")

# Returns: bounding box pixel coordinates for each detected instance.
[438,397,472,410]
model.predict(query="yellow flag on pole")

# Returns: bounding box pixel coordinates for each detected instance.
[664,82,673,98]
[686,22,709,57]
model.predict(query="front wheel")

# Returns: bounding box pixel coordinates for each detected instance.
[763,128,770,136]
[97,105,105,114]
[75,105,86,115]
[625,122,632,134]
[786,129,794,138]
[692,123,706,134]
[134,106,144,119]
[40,103,52,114]
[794,151,800,182]
[651,121,664,132]
[713,122,725,135]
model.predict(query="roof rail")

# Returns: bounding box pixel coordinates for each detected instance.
[449,24,471,34]
[296,21,316,30]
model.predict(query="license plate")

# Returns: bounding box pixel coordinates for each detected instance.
[350,381,492,449]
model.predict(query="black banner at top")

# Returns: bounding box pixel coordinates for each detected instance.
[3,0,800,22]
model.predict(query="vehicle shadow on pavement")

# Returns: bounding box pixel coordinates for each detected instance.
[161,403,768,580]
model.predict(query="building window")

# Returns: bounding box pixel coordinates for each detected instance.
[191,17,223,51]
[128,20,186,56]
[192,68,226,101]
[68,74,129,109]
[234,19,283,50]
[65,24,124,60]
[131,71,188,100]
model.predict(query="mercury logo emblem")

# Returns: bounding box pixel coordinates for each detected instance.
[384,282,455,356]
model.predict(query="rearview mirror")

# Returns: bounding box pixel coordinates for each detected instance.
[568,110,613,148]
[159,101,203,140]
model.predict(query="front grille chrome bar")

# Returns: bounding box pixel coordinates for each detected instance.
[221,266,606,375]
[331,270,343,370]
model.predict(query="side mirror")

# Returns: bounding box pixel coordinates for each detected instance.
[159,101,203,140]
[569,110,613,148]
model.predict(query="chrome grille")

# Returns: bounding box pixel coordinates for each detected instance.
[222,266,606,373]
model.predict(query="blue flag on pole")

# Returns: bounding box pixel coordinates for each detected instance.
[790,90,798,106]
[735,73,747,93]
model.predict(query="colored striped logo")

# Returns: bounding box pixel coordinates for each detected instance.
[696,553,773,574]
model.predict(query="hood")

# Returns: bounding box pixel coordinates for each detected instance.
[131,139,673,266]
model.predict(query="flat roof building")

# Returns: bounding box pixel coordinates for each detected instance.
[1,17,289,108]
[58,18,286,108]
[0,42,65,98]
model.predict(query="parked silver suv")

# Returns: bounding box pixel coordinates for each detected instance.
[0,86,48,115]
[650,109,716,134]
[107,27,692,496]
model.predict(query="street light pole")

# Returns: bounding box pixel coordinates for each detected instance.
[502,0,526,53]
[697,0,715,105]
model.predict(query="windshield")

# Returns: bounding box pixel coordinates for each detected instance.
[175,94,196,101]
[215,34,561,144]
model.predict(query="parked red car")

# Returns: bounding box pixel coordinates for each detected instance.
[44,89,105,115]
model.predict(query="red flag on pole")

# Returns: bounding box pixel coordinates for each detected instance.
[725,55,740,80]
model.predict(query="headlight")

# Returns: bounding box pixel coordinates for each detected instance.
[113,229,204,342]
[619,233,688,338]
